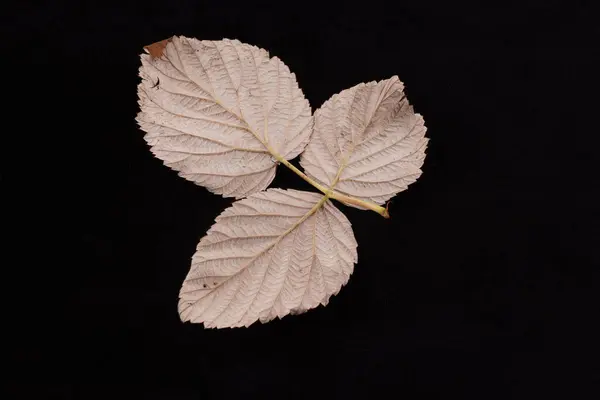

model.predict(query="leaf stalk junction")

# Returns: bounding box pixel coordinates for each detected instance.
[271,153,390,219]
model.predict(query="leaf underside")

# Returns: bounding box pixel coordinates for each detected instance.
[178,189,357,328]
[136,36,312,198]
[300,76,428,208]
[136,36,429,329]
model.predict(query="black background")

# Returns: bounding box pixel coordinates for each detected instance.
[7,0,599,398]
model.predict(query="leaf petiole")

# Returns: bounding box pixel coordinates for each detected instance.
[273,154,390,219]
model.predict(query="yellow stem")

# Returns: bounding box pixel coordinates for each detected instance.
[328,191,390,219]
[274,155,389,218]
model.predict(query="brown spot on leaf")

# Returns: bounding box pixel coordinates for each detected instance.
[144,37,172,59]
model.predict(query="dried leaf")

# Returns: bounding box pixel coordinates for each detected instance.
[300,76,428,207]
[136,36,312,198]
[136,37,429,328]
[178,189,357,328]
